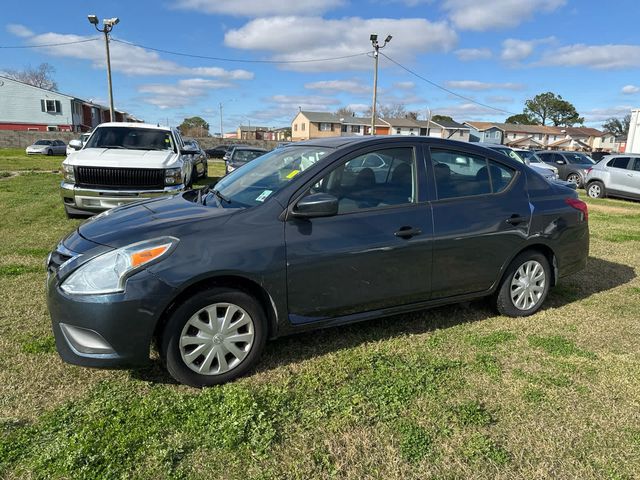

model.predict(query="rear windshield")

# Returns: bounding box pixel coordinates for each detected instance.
[34,140,51,145]
[85,127,175,151]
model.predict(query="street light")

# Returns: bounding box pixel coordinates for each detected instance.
[88,14,120,122]
[369,33,392,136]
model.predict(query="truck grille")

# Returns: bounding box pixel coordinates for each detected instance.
[75,166,165,190]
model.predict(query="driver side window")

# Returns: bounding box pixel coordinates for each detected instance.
[310,148,417,214]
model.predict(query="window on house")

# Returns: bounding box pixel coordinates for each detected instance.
[538,134,543,140]
[47,126,59,131]
[301,123,305,131]
[494,131,500,139]
[341,125,348,133]
[294,124,298,132]
[396,128,401,134]
[319,123,332,131]
[42,99,62,113]
[459,130,464,137]
[351,125,360,133]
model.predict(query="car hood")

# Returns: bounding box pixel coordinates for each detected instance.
[76,193,238,248]
[27,145,48,150]
[65,148,179,168]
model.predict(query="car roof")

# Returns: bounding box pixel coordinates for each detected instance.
[233,146,267,151]
[97,122,172,132]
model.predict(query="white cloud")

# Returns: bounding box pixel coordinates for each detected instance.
[622,85,640,95]
[248,94,340,123]
[393,81,416,90]
[304,79,371,94]
[6,23,33,38]
[486,95,515,104]
[173,0,343,16]
[539,44,640,70]
[501,37,554,62]
[442,0,566,31]
[346,103,371,113]
[454,48,492,61]
[583,105,633,123]
[8,29,254,79]
[224,16,457,72]
[138,78,234,109]
[445,80,524,91]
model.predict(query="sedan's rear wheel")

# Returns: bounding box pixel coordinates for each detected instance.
[567,173,582,188]
[587,181,606,199]
[161,287,267,387]
[495,251,551,317]
[47,149,53,156]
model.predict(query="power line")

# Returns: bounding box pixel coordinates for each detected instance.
[380,52,518,116]
[0,37,100,49]
[111,38,372,64]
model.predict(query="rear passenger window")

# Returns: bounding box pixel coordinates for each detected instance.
[633,159,640,171]
[608,157,630,169]
[431,150,514,199]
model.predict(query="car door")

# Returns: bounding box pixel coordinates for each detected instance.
[617,157,640,197]
[428,147,530,298]
[284,144,433,324]
[605,157,631,194]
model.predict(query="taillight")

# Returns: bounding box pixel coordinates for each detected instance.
[565,197,588,222]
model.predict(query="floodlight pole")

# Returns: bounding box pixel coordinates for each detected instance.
[89,16,119,122]
[369,34,392,136]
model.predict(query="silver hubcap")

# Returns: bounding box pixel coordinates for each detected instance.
[510,260,546,311]
[179,302,254,376]
[568,174,579,185]
[588,184,600,197]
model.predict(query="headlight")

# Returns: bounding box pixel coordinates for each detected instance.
[165,168,183,185]
[60,237,178,295]
[63,164,75,183]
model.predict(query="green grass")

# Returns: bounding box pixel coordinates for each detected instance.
[0,148,65,171]
[1,153,639,479]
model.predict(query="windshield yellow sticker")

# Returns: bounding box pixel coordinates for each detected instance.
[286,169,300,179]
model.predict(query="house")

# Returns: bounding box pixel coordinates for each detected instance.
[0,74,138,132]
[428,118,470,142]
[341,115,388,136]
[383,117,422,136]
[465,122,504,144]
[237,126,272,140]
[500,124,557,149]
[291,111,342,141]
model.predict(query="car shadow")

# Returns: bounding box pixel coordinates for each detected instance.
[130,255,635,385]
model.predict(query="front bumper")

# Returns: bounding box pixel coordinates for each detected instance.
[47,262,177,368]
[60,182,184,213]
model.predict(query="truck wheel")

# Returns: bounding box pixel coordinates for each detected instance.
[160,287,267,387]
[494,251,551,317]
[587,181,606,199]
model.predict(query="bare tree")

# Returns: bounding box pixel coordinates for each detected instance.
[364,103,408,119]
[4,63,58,91]
[335,106,355,118]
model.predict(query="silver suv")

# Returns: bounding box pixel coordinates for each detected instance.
[585,154,640,200]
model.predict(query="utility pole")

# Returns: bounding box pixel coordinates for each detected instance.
[369,34,392,136]
[219,102,223,139]
[88,15,119,122]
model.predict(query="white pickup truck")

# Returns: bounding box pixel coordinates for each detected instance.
[61,122,195,217]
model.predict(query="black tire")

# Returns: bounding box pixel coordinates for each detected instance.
[200,161,208,179]
[587,181,606,199]
[494,251,551,317]
[47,149,53,156]
[64,205,86,219]
[160,287,267,387]
[566,172,582,188]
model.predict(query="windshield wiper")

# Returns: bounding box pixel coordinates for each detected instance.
[211,189,231,205]
[99,145,126,149]
[196,186,230,206]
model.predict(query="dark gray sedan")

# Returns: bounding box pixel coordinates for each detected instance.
[536,150,596,187]
[47,136,589,387]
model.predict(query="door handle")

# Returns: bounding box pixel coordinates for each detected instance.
[506,215,528,226]
[627,173,634,177]
[394,226,422,239]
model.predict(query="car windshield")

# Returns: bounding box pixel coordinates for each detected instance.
[233,150,266,162]
[84,127,175,151]
[211,146,333,208]
[34,140,51,145]
[565,153,595,165]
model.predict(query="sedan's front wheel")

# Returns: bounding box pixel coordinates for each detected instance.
[161,287,267,387]
[587,181,606,199]
[495,251,551,317]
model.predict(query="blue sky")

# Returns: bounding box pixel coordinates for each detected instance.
[2,0,639,132]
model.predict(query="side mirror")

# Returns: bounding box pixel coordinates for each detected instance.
[555,159,566,165]
[291,193,338,218]
[69,139,82,150]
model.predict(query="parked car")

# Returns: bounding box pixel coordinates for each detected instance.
[513,149,560,177]
[26,139,66,156]
[204,145,230,159]
[66,133,92,156]
[585,154,640,200]
[536,151,596,188]
[225,146,268,174]
[47,136,589,387]
[484,145,559,181]
[60,122,195,218]
[221,144,249,162]
[182,139,208,181]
